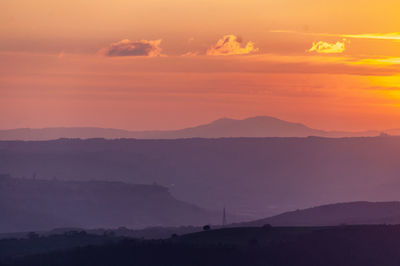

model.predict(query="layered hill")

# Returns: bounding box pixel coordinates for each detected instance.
[0,175,219,233]
[2,137,400,219]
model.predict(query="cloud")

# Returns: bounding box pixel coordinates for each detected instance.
[272,30,400,41]
[101,39,162,57]
[206,35,258,56]
[308,40,346,54]
[342,33,400,41]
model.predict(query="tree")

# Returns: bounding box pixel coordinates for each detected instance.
[203,225,211,231]
[27,232,39,239]
[262,224,272,230]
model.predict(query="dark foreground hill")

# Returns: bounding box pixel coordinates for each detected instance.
[2,137,400,218]
[0,176,220,233]
[240,201,400,227]
[4,225,400,266]
[0,232,121,261]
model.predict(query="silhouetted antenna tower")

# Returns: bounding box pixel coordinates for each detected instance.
[222,207,227,226]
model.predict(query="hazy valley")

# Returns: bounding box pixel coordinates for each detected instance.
[2,136,400,219]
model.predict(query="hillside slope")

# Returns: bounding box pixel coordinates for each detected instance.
[241,201,400,226]
[0,176,219,233]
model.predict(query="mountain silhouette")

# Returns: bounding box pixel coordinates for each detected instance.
[164,116,325,138]
[0,175,221,233]
[0,116,384,140]
[240,201,400,227]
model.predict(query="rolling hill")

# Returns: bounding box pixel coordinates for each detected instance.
[0,175,220,233]
[241,201,400,227]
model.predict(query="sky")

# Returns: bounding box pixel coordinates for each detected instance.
[1,0,400,131]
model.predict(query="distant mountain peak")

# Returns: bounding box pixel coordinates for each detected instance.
[209,117,236,124]
[212,116,287,123]
[243,116,309,127]
[204,115,311,129]
[0,116,384,140]
[243,115,282,121]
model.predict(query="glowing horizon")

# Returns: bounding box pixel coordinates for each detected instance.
[1,0,400,132]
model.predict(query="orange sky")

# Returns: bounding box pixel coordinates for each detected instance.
[1,0,400,131]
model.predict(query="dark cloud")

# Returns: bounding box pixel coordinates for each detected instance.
[102,39,162,57]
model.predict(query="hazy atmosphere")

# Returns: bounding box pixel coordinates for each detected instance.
[1,1,400,266]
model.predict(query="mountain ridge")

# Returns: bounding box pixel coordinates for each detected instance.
[0,175,222,233]
[0,116,390,140]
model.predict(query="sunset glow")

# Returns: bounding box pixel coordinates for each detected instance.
[1,0,400,131]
